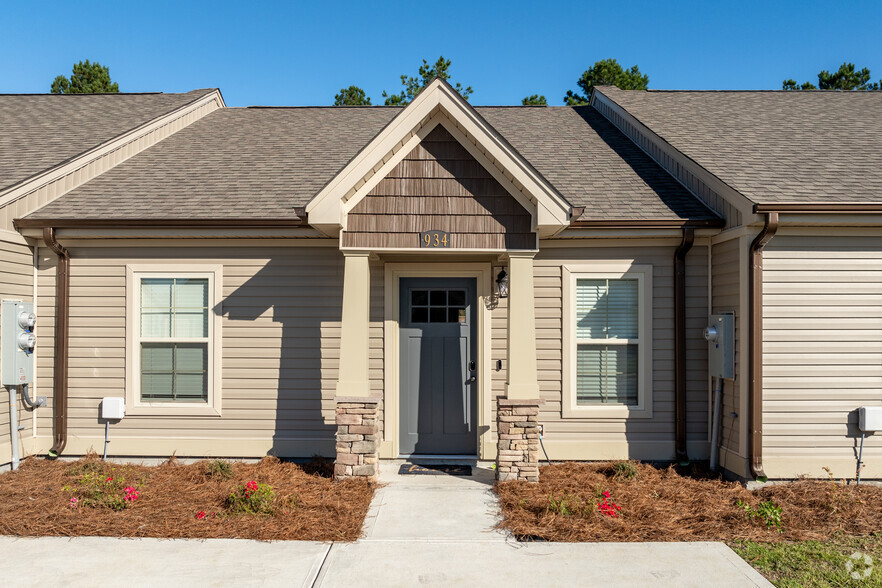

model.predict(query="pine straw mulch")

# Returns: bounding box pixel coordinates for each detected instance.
[495,462,882,543]
[0,455,374,541]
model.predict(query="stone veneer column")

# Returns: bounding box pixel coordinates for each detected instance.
[496,397,542,482]
[335,396,382,481]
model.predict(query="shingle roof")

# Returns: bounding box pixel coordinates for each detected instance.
[596,87,882,205]
[0,89,217,193]
[24,104,719,223]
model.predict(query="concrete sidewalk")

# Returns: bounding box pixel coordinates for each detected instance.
[0,463,772,587]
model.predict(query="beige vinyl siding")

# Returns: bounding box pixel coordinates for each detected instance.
[711,236,748,476]
[0,239,35,466]
[35,245,383,458]
[519,243,709,460]
[763,235,882,479]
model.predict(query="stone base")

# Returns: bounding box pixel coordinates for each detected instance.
[335,396,382,481]
[496,398,541,482]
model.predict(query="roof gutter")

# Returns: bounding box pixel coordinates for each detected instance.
[674,226,695,464]
[568,218,724,229]
[43,227,70,459]
[754,203,882,214]
[15,217,308,229]
[748,212,779,479]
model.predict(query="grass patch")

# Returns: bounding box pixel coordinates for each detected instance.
[0,454,374,541]
[731,534,882,587]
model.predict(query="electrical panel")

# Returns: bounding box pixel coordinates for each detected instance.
[704,313,735,380]
[1,300,36,386]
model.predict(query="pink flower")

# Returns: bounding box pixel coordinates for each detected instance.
[69,497,78,508]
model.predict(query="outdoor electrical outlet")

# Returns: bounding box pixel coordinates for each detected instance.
[37,396,46,407]
[537,424,544,436]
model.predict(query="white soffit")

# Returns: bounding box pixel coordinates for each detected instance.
[305,79,572,238]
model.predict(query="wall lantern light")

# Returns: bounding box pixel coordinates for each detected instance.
[495,268,509,299]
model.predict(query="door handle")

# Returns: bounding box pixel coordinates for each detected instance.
[465,376,477,384]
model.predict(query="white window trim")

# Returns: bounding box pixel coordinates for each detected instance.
[125,264,223,416]
[562,263,653,419]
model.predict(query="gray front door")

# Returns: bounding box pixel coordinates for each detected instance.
[399,278,478,455]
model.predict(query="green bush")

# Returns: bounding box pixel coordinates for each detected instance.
[611,461,639,480]
[227,480,276,515]
[205,459,234,480]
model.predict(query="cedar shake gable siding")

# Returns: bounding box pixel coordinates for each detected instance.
[341,126,535,250]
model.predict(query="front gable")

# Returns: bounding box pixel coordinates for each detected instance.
[306,79,571,244]
[342,125,535,250]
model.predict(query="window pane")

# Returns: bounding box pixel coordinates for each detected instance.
[175,343,207,373]
[175,373,207,399]
[142,311,172,338]
[141,342,207,403]
[448,307,466,323]
[429,290,447,306]
[448,290,466,306]
[141,278,173,308]
[142,343,173,372]
[411,307,428,323]
[174,278,208,308]
[411,290,428,306]
[607,279,638,339]
[174,311,208,338]
[576,344,637,406]
[142,373,174,401]
[576,279,607,338]
[576,278,638,340]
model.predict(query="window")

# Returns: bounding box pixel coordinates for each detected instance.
[563,264,652,418]
[126,265,222,416]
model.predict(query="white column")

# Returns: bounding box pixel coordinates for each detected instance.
[336,251,371,397]
[505,252,540,399]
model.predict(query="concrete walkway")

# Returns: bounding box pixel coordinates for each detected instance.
[1,462,772,587]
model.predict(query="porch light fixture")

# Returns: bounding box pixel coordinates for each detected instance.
[495,268,509,299]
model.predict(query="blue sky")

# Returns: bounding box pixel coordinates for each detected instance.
[3,1,881,106]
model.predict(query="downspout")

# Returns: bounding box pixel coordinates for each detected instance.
[674,226,695,464]
[748,212,779,479]
[43,228,70,458]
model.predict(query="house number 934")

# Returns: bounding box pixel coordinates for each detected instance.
[421,231,450,248]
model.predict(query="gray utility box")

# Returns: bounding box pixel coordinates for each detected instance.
[704,313,735,380]
[1,300,36,386]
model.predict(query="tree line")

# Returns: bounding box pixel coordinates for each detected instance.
[49,58,881,101]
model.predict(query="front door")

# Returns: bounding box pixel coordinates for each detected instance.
[399,277,478,455]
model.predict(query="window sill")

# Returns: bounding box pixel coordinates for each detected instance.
[126,403,222,417]
[562,404,653,419]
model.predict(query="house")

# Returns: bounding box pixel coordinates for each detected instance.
[1,79,879,481]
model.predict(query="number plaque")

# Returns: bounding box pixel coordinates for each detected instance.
[420,231,450,248]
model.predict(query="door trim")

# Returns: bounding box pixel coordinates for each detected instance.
[382,263,493,459]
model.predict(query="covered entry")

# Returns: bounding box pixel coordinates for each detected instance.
[399,277,478,456]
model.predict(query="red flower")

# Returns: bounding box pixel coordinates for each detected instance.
[196,511,206,520]
[106,477,113,482]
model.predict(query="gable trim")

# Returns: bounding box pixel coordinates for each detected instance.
[306,79,572,238]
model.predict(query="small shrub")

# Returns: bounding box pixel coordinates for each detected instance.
[65,468,141,511]
[547,494,581,516]
[737,499,783,532]
[227,480,276,515]
[206,459,233,480]
[611,461,639,480]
